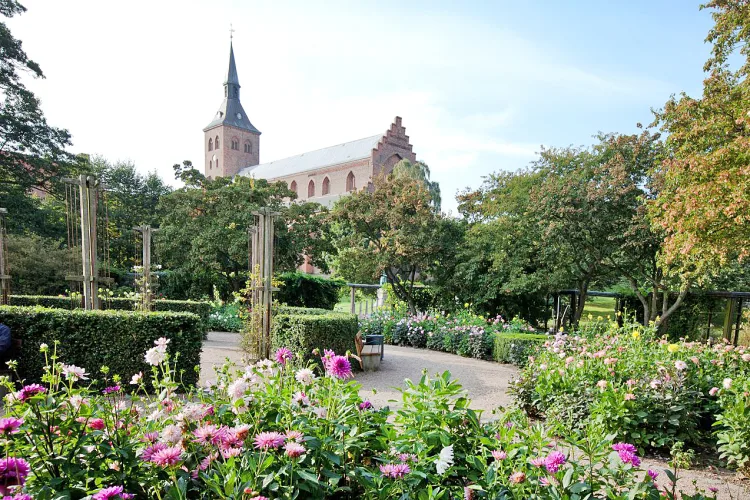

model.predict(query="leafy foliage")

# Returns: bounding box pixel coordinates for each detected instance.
[270,306,358,364]
[276,272,345,310]
[0,305,204,385]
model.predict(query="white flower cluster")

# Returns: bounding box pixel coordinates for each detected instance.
[145,337,170,366]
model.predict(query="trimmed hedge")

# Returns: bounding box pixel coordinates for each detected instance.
[276,272,345,310]
[493,333,548,366]
[8,295,212,321]
[271,306,358,362]
[0,305,204,386]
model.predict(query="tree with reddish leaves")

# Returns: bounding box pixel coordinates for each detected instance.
[651,0,750,280]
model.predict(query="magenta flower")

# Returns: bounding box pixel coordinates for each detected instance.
[612,443,637,454]
[275,348,293,365]
[285,430,304,443]
[544,451,566,473]
[491,450,507,461]
[326,355,353,379]
[359,400,373,411]
[88,418,105,431]
[93,485,135,499]
[18,384,46,401]
[141,442,168,462]
[398,453,418,463]
[0,418,23,436]
[102,385,121,395]
[142,432,159,443]
[379,463,410,479]
[530,457,545,467]
[150,446,182,467]
[0,457,30,494]
[647,469,659,481]
[253,431,285,450]
[617,450,641,467]
[193,424,225,446]
[220,447,242,459]
[284,442,306,458]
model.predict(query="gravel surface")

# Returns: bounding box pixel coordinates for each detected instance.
[200,332,750,498]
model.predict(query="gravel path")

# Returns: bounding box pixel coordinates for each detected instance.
[199,332,750,498]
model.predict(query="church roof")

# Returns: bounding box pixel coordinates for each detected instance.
[203,42,261,135]
[239,134,381,179]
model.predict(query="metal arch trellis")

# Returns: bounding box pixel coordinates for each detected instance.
[0,208,10,305]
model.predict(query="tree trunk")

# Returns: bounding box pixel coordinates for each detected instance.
[573,280,589,325]
[654,286,691,331]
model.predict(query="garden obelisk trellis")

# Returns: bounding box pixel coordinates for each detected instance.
[64,174,112,310]
[247,208,279,360]
[133,224,158,311]
[0,208,9,305]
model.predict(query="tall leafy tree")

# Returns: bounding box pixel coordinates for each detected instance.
[0,0,74,193]
[651,0,750,278]
[157,162,329,298]
[331,172,444,314]
[391,159,442,211]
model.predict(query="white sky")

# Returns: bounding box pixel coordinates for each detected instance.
[7,0,711,214]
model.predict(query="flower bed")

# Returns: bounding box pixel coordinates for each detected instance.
[0,340,720,498]
[513,321,750,472]
[360,308,546,364]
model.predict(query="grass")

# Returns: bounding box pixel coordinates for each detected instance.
[580,296,617,324]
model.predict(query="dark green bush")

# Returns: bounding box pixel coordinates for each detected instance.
[271,306,358,363]
[8,295,211,322]
[493,333,548,366]
[0,305,204,386]
[276,272,345,310]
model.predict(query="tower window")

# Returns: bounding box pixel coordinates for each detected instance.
[208,138,213,151]
[307,180,315,198]
[215,136,220,149]
[322,176,330,195]
[209,160,212,169]
[231,139,239,150]
[244,142,252,154]
[290,180,297,195]
[346,171,356,192]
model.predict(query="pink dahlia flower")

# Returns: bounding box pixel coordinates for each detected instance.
[150,446,182,467]
[18,384,46,402]
[284,442,306,458]
[0,457,30,494]
[253,431,285,450]
[544,451,566,473]
[93,485,135,499]
[275,348,293,366]
[0,418,23,436]
[326,355,353,379]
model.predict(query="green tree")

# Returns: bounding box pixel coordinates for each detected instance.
[331,173,444,314]
[90,157,172,270]
[0,0,74,193]
[157,162,329,298]
[650,0,750,278]
[5,234,78,295]
[391,159,442,211]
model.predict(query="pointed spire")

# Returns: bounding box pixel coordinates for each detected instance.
[225,41,240,88]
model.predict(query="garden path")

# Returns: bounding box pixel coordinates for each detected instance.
[201,332,518,413]
[200,333,749,499]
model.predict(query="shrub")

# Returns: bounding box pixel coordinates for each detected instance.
[512,322,750,455]
[493,333,549,366]
[271,306,358,362]
[276,272,345,310]
[0,305,204,386]
[8,295,212,321]
[207,302,242,332]
[714,375,750,474]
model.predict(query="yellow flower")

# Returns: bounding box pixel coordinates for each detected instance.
[588,314,593,320]
[559,326,565,333]
[667,344,679,353]
[632,330,641,340]
[464,303,469,309]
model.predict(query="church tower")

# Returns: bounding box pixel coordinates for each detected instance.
[203,41,261,179]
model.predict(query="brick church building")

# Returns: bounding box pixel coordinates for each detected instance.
[203,42,417,208]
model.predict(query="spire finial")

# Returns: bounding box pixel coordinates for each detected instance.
[229,23,235,41]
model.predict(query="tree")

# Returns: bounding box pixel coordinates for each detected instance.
[650,0,750,279]
[0,0,74,193]
[391,159,442,211]
[157,162,328,298]
[331,173,444,314]
[90,157,171,270]
[6,234,78,295]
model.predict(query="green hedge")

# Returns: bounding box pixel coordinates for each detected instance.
[0,306,204,386]
[276,272,345,310]
[493,333,549,366]
[8,295,212,321]
[271,306,358,363]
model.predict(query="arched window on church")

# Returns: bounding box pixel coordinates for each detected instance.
[231,138,239,150]
[346,171,356,192]
[244,141,252,154]
[215,136,220,149]
[322,177,330,196]
[209,160,212,170]
[208,138,213,151]
[290,180,297,195]
[307,180,315,198]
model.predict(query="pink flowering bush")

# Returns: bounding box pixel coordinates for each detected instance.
[513,320,750,460]
[0,337,723,498]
